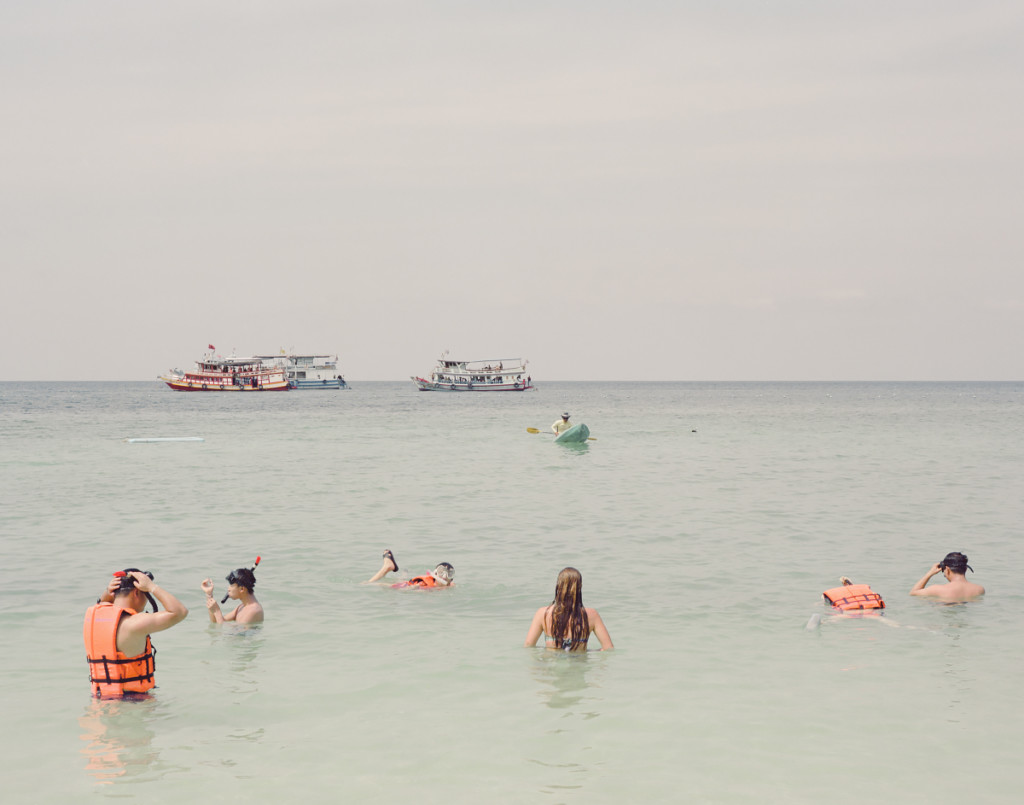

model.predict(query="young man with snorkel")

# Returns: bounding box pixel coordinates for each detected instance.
[910,552,985,602]
[201,559,264,623]
[84,569,189,698]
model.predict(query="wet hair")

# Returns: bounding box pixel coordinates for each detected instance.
[226,567,256,592]
[549,567,589,651]
[434,562,454,583]
[939,552,973,575]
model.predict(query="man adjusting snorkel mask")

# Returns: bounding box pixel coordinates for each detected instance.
[114,569,159,612]
[221,556,261,603]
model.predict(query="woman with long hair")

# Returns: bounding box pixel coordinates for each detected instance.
[524,567,613,651]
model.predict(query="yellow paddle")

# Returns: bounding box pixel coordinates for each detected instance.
[526,427,596,441]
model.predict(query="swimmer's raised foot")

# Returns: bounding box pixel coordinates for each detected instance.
[383,549,399,573]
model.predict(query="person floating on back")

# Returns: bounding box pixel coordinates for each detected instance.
[551,412,572,435]
[910,552,985,602]
[201,558,264,623]
[524,567,614,651]
[822,576,885,613]
[84,568,189,698]
[365,549,455,588]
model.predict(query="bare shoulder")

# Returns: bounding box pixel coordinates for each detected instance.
[236,603,265,624]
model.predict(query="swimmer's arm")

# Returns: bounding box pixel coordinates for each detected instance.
[910,564,942,596]
[121,576,189,637]
[221,604,240,622]
[98,577,120,604]
[524,607,546,647]
[205,594,226,623]
[589,609,614,650]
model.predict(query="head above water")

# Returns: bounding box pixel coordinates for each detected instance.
[114,568,158,612]
[938,552,973,575]
[226,567,256,592]
[433,562,454,583]
[562,412,570,419]
[554,567,583,608]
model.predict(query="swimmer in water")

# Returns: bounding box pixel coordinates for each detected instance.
[524,567,613,651]
[201,564,264,623]
[910,552,985,602]
[364,549,455,588]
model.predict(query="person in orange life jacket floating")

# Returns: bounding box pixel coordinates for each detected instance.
[83,569,189,697]
[201,560,264,624]
[822,576,886,613]
[364,549,454,588]
[910,552,985,602]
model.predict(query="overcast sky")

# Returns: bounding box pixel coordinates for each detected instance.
[3,1,1022,381]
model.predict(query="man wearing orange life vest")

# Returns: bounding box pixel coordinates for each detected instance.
[910,552,985,602]
[822,576,885,612]
[83,569,189,698]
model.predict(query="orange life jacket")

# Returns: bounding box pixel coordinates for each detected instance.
[823,584,885,611]
[83,603,155,697]
[408,574,437,587]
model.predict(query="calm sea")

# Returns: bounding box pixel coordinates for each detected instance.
[1,381,1021,803]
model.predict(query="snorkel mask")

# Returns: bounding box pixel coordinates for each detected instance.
[221,556,261,603]
[114,569,158,612]
[938,552,973,574]
[433,562,454,584]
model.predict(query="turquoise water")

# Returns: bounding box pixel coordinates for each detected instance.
[2,381,1022,803]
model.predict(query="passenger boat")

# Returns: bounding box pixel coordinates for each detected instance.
[254,354,349,390]
[411,355,533,392]
[159,350,290,391]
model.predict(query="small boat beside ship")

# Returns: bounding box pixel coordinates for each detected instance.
[255,354,349,390]
[159,352,290,392]
[411,354,533,392]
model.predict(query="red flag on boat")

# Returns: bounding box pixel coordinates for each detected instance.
[208,344,215,351]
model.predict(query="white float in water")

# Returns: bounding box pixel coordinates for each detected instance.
[123,437,205,444]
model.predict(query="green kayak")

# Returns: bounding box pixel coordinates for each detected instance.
[554,423,591,444]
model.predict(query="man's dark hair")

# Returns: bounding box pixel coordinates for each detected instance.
[939,552,973,574]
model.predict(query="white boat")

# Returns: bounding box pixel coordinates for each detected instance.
[254,354,349,390]
[159,351,290,392]
[411,354,533,392]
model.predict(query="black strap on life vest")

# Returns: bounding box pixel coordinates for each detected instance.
[87,647,156,684]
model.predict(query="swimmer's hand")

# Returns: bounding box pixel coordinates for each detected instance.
[129,570,156,593]
[201,578,214,595]
[97,576,120,603]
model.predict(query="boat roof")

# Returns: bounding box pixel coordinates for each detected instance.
[437,357,526,367]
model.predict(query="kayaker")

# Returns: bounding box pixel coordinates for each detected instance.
[551,412,572,435]
[364,550,455,588]
[910,552,985,602]
[524,567,613,651]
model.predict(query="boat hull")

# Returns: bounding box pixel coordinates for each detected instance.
[289,379,349,390]
[411,376,533,392]
[160,377,290,391]
[554,423,591,443]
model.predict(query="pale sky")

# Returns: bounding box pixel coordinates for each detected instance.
[3,1,1022,381]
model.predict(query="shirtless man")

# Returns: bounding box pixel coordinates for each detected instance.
[910,552,985,602]
[201,566,264,624]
